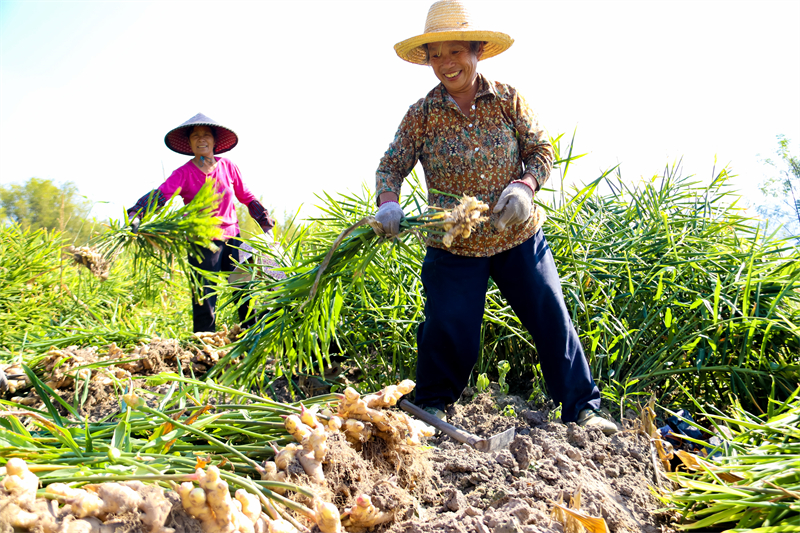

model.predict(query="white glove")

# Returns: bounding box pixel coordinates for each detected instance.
[493,182,534,232]
[374,201,404,237]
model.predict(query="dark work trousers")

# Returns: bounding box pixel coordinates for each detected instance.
[414,230,601,423]
[187,236,247,333]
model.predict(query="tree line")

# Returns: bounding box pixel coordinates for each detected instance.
[0,177,97,243]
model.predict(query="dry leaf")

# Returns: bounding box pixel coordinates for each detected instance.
[676,450,744,483]
[551,502,610,533]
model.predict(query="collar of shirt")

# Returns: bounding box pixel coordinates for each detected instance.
[432,74,500,112]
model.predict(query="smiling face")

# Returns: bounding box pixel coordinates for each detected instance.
[427,40,484,98]
[188,126,216,158]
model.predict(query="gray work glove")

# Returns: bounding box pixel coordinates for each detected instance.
[374,201,404,237]
[493,182,534,232]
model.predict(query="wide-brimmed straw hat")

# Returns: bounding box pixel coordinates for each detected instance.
[394,0,513,65]
[164,112,238,155]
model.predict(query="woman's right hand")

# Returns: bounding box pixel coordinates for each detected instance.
[374,201,404,237]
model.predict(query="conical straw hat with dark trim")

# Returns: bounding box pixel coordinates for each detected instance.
[164,112,239,155]
[394,0,513,65]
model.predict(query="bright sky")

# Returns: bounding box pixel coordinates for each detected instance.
[1,0,799,222]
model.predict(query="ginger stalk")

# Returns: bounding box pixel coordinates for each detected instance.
[268,519,300,533]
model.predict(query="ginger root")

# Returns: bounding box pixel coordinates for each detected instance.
[343,494,394,530]
[274,443,301,471]
[362,379,415,409]
[177,482,217,531]
[2,457,39,508]
[336,381,436,446]
[179,466,265,533]
[235,489,261,524]
[258,461,287,494]
[438,195,489,247]
[314,499,342,533]
[337,388,391,432]
[283,415,312,442]
[47,480,173,533]
[299,405,321,429]
[281,415,331,485]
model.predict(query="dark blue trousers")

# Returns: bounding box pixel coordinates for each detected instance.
[414,230,600,422]
[188,237,245,333]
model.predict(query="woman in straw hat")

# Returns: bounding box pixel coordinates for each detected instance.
[375,0,617,434]
[127,112,276,333]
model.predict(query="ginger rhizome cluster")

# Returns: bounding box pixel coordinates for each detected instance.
[258,380,433,533]
[432,195,490,247]
[0,458,173,533]
[177,465,293,533]
[67,245,111,281]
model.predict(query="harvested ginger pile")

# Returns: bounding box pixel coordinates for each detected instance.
[0,458,172,533]
[0,381,435,533]
[259,380,435,532]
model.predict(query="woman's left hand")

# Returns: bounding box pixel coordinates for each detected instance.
[493,182,534,231]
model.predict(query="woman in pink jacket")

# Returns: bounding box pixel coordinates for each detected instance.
[127,113,274,332]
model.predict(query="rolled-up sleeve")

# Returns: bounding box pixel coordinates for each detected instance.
[512,91,553,191]
[376,102,426,204]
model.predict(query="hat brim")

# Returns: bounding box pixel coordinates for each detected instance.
[164,123,239,156]
[394,30,513,65]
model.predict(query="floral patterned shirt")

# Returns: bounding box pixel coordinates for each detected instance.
[376,74,553,257]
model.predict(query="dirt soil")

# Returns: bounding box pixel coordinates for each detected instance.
[384,392,674,533]
[0,338,676,533]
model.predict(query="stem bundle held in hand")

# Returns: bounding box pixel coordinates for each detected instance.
[211,194,489,386]
[69,179,223,292]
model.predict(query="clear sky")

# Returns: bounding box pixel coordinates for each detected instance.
[1,0,798,222]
